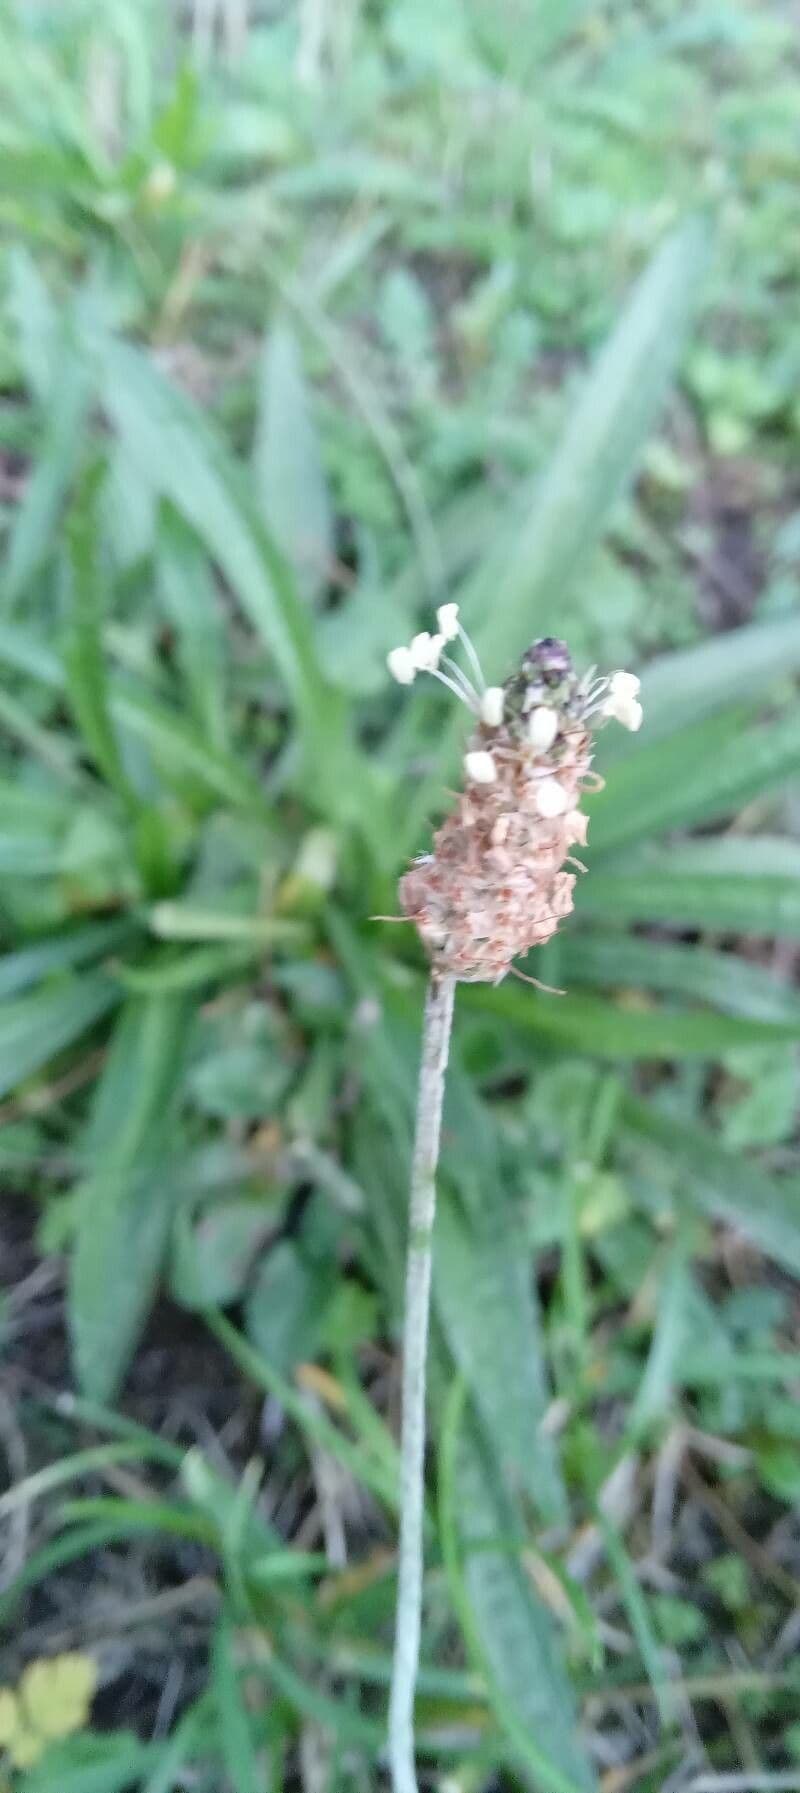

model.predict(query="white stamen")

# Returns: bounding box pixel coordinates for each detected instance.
[437,603,460,642]
[464,750,497,785]
[609,669,641,701]
[410,631,445,671]
[429,667,479,710]
[618,696,643,731]
[457,622,487,694]
[442,653,480,707]
[601,669,643,730]
[480,686,504,727]
[387,646,416,685]
[528,707,559,752]
[535,776,569,817]
[603,691,643,730]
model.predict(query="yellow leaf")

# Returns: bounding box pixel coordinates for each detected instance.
[9,1724,44,1770]
[19,1653,97,1740]
[0,1689,19,1747]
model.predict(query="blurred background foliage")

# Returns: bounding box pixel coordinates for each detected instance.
[1,1,800,1789]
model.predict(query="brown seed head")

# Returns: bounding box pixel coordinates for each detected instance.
[399,641,598,982]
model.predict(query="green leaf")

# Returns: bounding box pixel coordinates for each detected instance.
[254,320,333,602]
[247,1551,328,1586]
[170,1200,272,1310]
[0,620,62,688]
[629,614,800,750]
[440,1384,594,1793]
[116,943,255,995]
[139,1700,209,1793]
[0,688,82,789]
[89,332,355,802]
[0,973,117,1099]
[435,1186,566,1524]
[59,1497,215,1548]
[472,219,708,676]
[111,684,261,810]
[210,1617,259,1793]
[596,1513,675,1725]
[590,705,800,856]
[630,1244,692,1434]
[3,350,89,610]
[557,931,800,1025]
[0,829,67,877]
[0,1523,149,1632]
[7,246,59,401]
[148,903,305,945]
[586,708,745,855]
[0,595,224,834]
[721,1045,798,1148]
[19,1732,155,1793]
[69,995,192,1401]
[180,1449,276,1558]
[622,1095,800,1278]
[580,837,800,936]
[188,1002,294,1121]
[258,1645,383,1750]
[398,217,708,845]
[0,1442,168,1526]
[0,919,132,999]
[64,465,132,802]
[462,982,800,1059]
[244,1236,332,1377]
[207,1310,398,1509]
[156,505,228,750]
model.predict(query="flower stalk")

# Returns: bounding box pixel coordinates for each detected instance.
[388,970,455,1793]
[385,615,642,1793]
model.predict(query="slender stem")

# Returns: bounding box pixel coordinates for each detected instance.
[388,971,456,1793]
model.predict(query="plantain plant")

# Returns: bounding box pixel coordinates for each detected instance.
[2,210,800,1790]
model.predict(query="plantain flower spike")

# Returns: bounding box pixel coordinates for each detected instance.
[388,614,642,983]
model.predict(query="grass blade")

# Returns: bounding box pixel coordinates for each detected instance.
[397,218,708,845]
[20,1735,156,1793]
[69,994,193,1400]
[629,1243,692,1435]
[0,973,117,1099]
[436,1186,566,1524]
[139,1700,209,1793]
[0,918,132,998]
[207,1310,399,1510]
[210,1617,260,1793]
[0,1441,168,1524]
[470,219,708,678]
[156,505,229,750]
[111,684,261,810]
[622,1095,800,1277]
[462,982,800,1058]
[254,319,333,602]
[440,1381,595,1793]
[64,465,133,803]
[556,932,800,1025]
[589,706,800,856]
[3,350,89,609]
[90,332,358,806]
[596,1512,675,1726]
[624,614,800,751]
[580,838,800,936]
